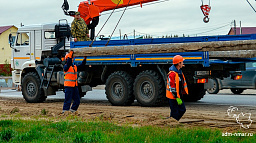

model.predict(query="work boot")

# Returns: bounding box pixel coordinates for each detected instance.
[70,109,76,113]
[59,110,68,115]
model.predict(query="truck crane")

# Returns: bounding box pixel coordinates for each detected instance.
[8,0,256,106]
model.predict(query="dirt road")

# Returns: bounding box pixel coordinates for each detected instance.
[0,96,255,133]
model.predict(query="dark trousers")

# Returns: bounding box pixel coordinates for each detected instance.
[168,99,186,121]
[63,86,80,111]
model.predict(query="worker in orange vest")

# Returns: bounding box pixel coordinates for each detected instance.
[166,55,189,121]
[62,50,87,114]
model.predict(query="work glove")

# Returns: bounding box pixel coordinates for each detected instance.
[176,98,183,105]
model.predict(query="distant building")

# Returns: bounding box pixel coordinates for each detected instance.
[0,25,17,75]
[228,27,256,35]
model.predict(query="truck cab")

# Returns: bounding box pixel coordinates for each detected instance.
[10,23,70,84]
[9,22,74,102]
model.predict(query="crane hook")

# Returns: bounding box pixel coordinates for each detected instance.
[200,0,211,23]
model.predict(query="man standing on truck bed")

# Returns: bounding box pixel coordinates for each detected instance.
[71,11,90,42]
[62,50,87,114]
[166,55,189,121]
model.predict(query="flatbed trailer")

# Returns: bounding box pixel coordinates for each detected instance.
[69,34,256,106]
[10,23,256,106]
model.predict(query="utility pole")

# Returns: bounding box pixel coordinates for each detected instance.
[234,20,236,35]
[119,29,121,40]
[240,21,242,35]
[134,29,135,39]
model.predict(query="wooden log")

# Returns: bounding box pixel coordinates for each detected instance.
[209,50,256,58]
[73,40,256,57]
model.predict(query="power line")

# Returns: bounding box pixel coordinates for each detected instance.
[193,23,230,35]
[150,22,231,35]
[134,22,231,37]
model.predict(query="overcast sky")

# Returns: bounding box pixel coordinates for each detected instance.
[1,0,256,38]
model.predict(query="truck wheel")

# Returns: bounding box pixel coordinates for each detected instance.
[105,71,134,106]
[206,78,219,94]
[184,83,205,102]
[230,88,244,94]
[22,72,46,103]
[134,70,165,106]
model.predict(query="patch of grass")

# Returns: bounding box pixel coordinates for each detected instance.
[0,128,14,142]
[1,114,7,118]
[0,120,13,127]
[50,121,72,133]
[73,131,104,143]
[10,107,19,114]
[41,109,48,115]
[13,113,22,118]
[16,125,43,141]
[0,119,254,142]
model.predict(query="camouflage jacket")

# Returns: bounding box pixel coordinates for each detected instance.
[71,18,89,38]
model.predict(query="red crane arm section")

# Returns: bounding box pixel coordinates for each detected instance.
[78,0,158,24]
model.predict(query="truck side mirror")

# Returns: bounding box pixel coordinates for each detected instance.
[8,33,13,48]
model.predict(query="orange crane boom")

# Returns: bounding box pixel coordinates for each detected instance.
[78,0,157,24]
[62,0,158,40]
[63,0,157,27]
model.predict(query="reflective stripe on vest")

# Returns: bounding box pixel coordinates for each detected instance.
[64,72,77,75]
[64,65,78,87]
[166,71,189,99]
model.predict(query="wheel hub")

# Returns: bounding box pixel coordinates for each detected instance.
[112,82,123,98]
[27,82,36,97]
[208,82,217,92]
[140,81,153,99]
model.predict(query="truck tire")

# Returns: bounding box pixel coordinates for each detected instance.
[134,70,165,106]
[206,78,219,94]
[230,88,244,94]
[105,71,134,106]
[184,83,205,102]
[22,72,46,103]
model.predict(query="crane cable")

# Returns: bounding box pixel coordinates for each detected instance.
[89,0,170,46]
[89,0,122,47]
[201,0,210,5]
[246,0,256,13]
[105,0,132,46]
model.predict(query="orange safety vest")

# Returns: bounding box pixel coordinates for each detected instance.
[64,65,78,87]
[166,71,188,99]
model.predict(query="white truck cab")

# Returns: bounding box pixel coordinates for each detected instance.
[10,23,71,85]
[8,20,84,103]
